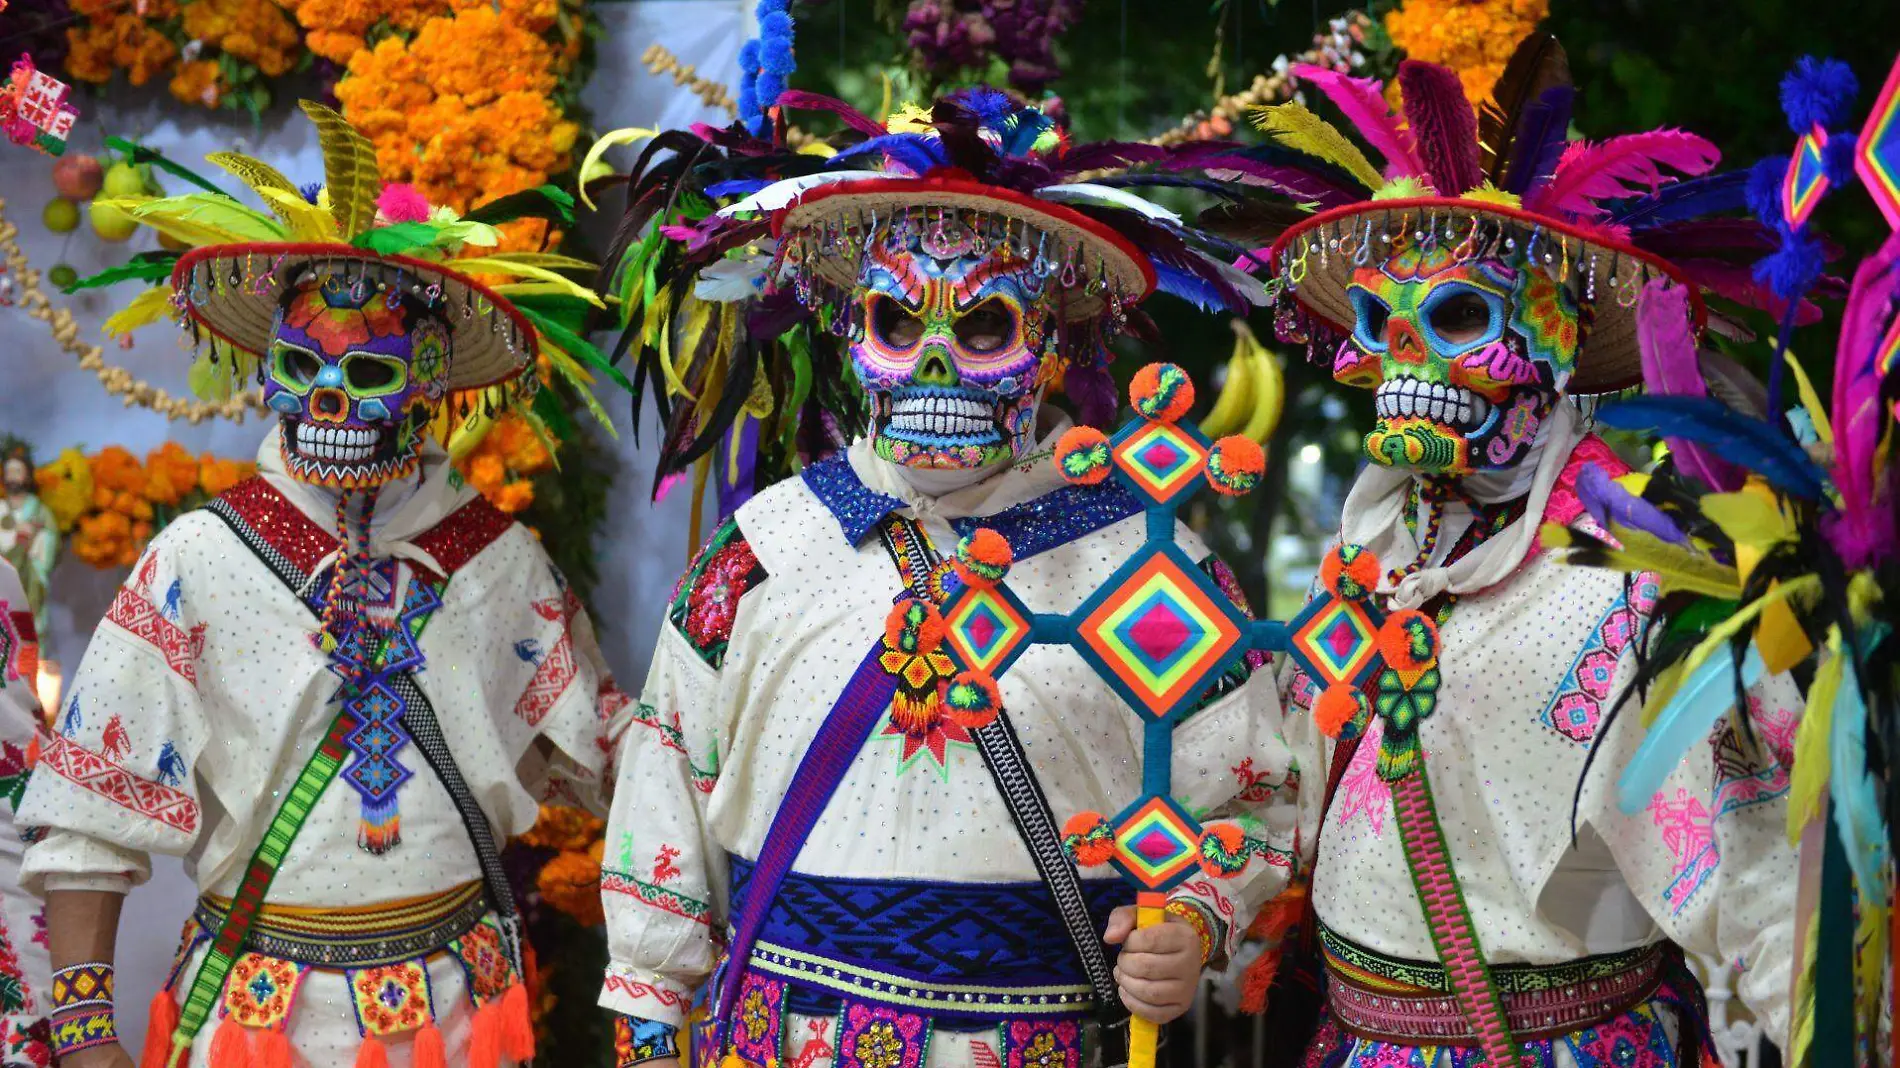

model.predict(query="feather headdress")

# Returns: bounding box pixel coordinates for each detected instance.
[73,102,623,438]
[594,85,1279,520]
[1243,34,1782,395]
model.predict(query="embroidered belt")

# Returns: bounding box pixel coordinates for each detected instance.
[193,881,487,968]
[730,858,1131,1020]
[1320,926,1665,1044]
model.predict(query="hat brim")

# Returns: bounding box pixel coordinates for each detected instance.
[1268,198,1707,395]
[171,243,538,393]
[773,176,1158,321]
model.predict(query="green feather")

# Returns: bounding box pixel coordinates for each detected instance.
[105,137,230,198]
[518,307,635,393]
[64,251,180,292]
[464,185,576,227]
[351,222,443,255]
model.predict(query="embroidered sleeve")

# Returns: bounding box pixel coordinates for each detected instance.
[1587,662,1800,1049]
[18,539,210,894]
[614,1014,680,1066]
[666,517,767,671]
[509,555,620,813]
[600,591,733,1025]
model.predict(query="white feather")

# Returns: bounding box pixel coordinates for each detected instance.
[1191,249,1272,306]
[694,254,770,303]
[1036,183,1183,224]
[717,171,890,218]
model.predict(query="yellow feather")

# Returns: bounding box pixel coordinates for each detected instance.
[578,127,658,211]
[1641,661,1687,728]
[300,100,381,239]
[540,340,616,434]
[255,187,341,242]
[1788,627,1842,841]
[204,151,318,233]
[1856,899,1887,1045]
[102,287,178,336]
[1700,487,1795,553]
[1250,103,1384,190]
[669,297,714,404]
[1789,878,1819,1067]
[473,252,597,272]
[447,258,605,306]
[1675,574,1821,683]
[1783,349,1833,447]
[112,194,287,246]
[1542,522,1741,600]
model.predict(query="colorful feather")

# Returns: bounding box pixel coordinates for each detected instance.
[1635,279,1744,491]
[1594,395,1828,499]
[1576,462,1688,544]
[1479,32,1570,183]
[1397,60,1483,196]
[1830,654,1890,906]
[1542,522,1740,600]
[824,134,949,177]
[774,90,887,138]
[1789,628,1844,840]
[1610,171,1751,228]
[300,100,383,240]
[1826,229,1900,569]
[1498,87,1575,197]
[1249,102,1384,191]
[1290,63,1424,179]
[1617,642,1766,813]
[1525,130,1720,221]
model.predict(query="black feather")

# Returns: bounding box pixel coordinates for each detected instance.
[1480,32,1570,182]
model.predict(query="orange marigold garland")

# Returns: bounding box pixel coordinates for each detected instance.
[453,412,555,515]
[35,444,257,569]
[1383,0,1549,105]
[63,0,306,113]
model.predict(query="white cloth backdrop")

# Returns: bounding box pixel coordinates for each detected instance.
[0,0,744,1047]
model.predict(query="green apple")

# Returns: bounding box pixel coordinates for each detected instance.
[90,201,139,243]
[42,198,79,233]
[48,265,79,290]
[102,161,147,199]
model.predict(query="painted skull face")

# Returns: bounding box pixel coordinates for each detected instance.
[262,274,453,488]
[1335,241,1581,475]
[851,216,1055,470]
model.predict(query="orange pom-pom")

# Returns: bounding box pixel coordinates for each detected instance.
[142,988,182,1068]
[952,527,1013,589]
[354,1037,390,1068]
[1378,609,1439,673]
[1062,811,1116,867]
[412,1023,448,1068]
[1320,543,1381,601]
[1054,426,1113,485]
[208,1018,251,1068]
[943,670,1002,729]
[1130,363,1195,423]
[883,597,946,656]
[1205,435,1265,496]
[1313,683,1368,739]
[1197,822,1249,877]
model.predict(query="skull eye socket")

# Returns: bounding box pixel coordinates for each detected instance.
[1348,289,1390,352]
[953,299,1015,354]
[870,296,924,349]
[271,343,323,389]
[1428,291,1496,345]
[343,354,408,395]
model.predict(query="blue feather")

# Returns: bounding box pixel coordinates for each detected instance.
[1618,644,1766,814]
[825,133,948,177]
[1152,262,1230,313]
[999,111,1055,158]
[1830,658,1890,900]
[1610,172,1750,228]
[706,179,771,198]
[1594,395,1828,499]
[1500,85,1573,195]
[948,87,1015,125]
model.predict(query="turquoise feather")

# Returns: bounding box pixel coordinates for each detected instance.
[1617,644,1765,814]
[1831,659,1891,902]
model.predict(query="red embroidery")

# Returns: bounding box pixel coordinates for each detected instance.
[600,872,712,928]
[602,974,689,1009]
[40,734,198,833]
[104,587,205,687]
[652,845,682,884]
[514,630,577,728]
[411,496,514,575]
[101,717,131,762]
[1232,757,1277,804]
[684,538,759,650]
[599,680,633,723]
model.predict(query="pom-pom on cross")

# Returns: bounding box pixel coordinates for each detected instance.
[939,362,1400,1068]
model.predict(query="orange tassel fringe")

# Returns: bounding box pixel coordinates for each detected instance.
[354,1037,390,1068]
[412,1024,448,1068]
[253,1028,294,1068]
[141,989,181,1068]
[207,1018,252,1068]
[500,983,535,1062]
[468,998,504,1068]
[1240,883,1311,1015]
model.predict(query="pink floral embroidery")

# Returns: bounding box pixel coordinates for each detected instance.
[1748,692,1798,769]
[1332,717,1391,838]
[1651,787,1716,915]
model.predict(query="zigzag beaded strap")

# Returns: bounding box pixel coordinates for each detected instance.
[1389,758,1525,1067]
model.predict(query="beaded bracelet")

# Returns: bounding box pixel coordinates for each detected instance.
[50,1006,117,1057]
[50,962,115,1013]
[1163,901,1216,965]
[615,1014,680,1067]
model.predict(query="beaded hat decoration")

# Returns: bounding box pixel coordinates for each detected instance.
[1245,34,1794,395]
[77,101,624,426]
[598,86,1285,506]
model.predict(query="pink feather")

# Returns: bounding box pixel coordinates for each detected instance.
[1670,258,1826,326]
[376,183,433,223]
[1291,63,1424,180]
[1524,130,1720,221]
[1824,229,1900,568]
[1397,60,1482,195]
[773,90,889,138]
[1636,278,1744,492]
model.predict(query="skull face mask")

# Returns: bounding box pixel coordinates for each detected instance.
[262,274,452,489]
[1334,241,1582,475]
[851,215,1055,471]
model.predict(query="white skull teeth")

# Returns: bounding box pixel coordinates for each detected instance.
[1373,377,1494,432]
[290,421,387,465]
[888,393,996,438]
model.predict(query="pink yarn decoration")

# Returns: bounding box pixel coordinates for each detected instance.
[376,183,433,223]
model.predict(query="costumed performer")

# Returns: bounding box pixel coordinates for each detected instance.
[594,86,1305,1068]
[1237,39,1801,1066]
[0,444,58,646]
[17,104,632,1068]
[0,560,51,1067]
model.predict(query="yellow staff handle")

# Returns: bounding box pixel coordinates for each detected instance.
[1127,897,1167,1068]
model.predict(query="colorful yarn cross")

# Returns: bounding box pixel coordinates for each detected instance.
[939,362,1386,1068]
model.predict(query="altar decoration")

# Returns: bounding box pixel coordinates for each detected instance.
[0,56,76,156]
[32,443,256,569]
[454,411,555,516]
[1383,0,1550,104]
[61,0,305,114]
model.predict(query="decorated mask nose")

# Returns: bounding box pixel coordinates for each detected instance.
[262,275,454,489]
[851,215,1054,471]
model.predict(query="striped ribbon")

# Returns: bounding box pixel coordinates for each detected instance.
[1390,760,1525,1068]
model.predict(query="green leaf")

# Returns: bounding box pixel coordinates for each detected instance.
[351,221,443,254]
[64,251,181,293]
[464,185,577,227]
[106,137,232,199]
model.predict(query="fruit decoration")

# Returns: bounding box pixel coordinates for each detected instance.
[52,153,103,200]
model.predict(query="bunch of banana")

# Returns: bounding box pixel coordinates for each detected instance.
[1199,319,1285,446]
